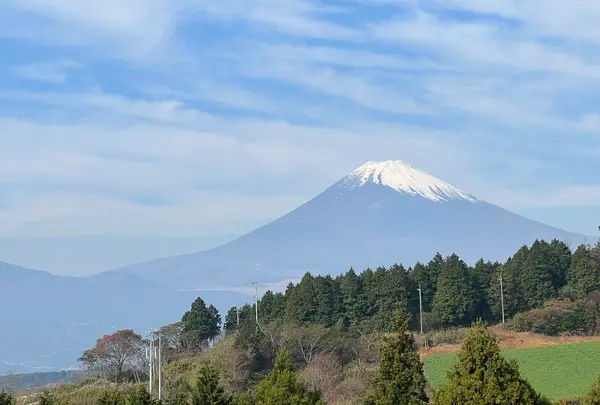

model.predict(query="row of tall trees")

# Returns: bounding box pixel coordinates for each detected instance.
[226,239,600,333]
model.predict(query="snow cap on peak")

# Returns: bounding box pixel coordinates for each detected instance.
[340,160,479,203]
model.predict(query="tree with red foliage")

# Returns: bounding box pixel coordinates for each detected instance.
[78,329,146,383]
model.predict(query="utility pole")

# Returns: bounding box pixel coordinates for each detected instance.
[499,274,505,324]
[236,306,240,328]
[417,284,423,334]
[158,331,162,401]
[251,282,259,324]
[148,334,153,394]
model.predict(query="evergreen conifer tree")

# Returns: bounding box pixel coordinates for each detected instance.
[567,245,600,297]
[191,363,233,405]
[363,311,428,405]
[339,268,364,322]
[253,349,323,405]
[433,254,475,325]
[520,240,557,309]
[433,320,551,405]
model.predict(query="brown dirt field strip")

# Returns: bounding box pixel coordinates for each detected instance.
[419,326,600,357]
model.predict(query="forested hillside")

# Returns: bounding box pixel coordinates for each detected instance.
[5,238,600,405]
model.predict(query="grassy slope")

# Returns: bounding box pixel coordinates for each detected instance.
[423,340,600,401]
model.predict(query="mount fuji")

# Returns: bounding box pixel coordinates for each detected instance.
[116,160,595,290]
[2,160,597,370]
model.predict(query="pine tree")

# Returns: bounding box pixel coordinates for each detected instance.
[433,320,551,405]
[567,245,600,297]
[253,349,323,405]
[363,311,428,405]
[191,363,233,405]
[433,254,475,326]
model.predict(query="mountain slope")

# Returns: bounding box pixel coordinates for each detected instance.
[0,262,248,371]
[118,160,596,289]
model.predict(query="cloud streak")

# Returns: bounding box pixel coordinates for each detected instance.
[0,0,599,240]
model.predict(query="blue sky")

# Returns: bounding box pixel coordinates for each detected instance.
[1,0,600,273]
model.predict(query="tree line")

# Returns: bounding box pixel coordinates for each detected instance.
[226,239,600,334]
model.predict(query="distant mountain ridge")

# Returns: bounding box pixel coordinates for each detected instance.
[2,159,597,371]
[116,160,596,289]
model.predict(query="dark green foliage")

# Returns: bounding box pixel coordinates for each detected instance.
[471,259,500,321]
[339,268,363,322]
[520,240,559,310]
[0,392,14,405]
[363,311,428,405]
[258,291,286,324]
[285,273,319,324]
[433,254,475,326]
[568,245,600,297]
[253,350,323,405]
[313,275,342,327]
[548,239,572,289]
[488,247,528,319]
[191,364,233,405]
[225,304,253,334]
[432,320,551,405]
[182,297,222,345]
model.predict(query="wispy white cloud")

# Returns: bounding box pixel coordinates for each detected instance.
[10,60,82,83]
[0,0,599,240]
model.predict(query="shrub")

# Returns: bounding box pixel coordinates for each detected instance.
[511,299,596,336]
[0,392,14,405]
[433,320,551,405]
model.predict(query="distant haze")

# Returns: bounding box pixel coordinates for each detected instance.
[0,235,237,276]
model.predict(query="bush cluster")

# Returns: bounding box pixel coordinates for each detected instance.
[511,299,597,336]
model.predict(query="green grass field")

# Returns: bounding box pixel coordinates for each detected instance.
[423,341,600,401]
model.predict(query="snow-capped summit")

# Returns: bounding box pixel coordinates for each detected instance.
[340,160,479,203]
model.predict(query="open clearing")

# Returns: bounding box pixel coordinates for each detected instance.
[422,339,600,400]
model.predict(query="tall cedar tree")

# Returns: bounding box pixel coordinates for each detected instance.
[433,254,475,326]
[191,364,233,405]
[313,275,342,327]
[488,245,529,318]
[548,239,572,289]
[339,268,363,323]
[182,297,222,345]
[259,291,286,324]
[567,245,600,297]
[252,349,324,405]
[433,320,551,405]
[285,273,318,324]
[471,259,500,321]
[364,311,428,405]
[520,240,557,310]
[0,392,14,405]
